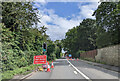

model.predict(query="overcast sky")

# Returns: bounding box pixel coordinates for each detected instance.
[33,1,100,41]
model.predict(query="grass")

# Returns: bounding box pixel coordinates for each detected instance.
[22,71,33,75]
[80,58,95,62]
[2,60,53,81]
[80,58,107,65]
[2,64,42,81]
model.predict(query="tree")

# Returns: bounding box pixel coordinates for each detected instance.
[76,19,97,51]
[2,3,58,80]
[62,19,97,57]
[40,26,48,34]
[47,41,55,60]
[93,2,120,48]
[2,2,40,32]
[54,40,62,58]
[2,2,43,72]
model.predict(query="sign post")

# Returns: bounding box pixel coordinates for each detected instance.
[33,42,47,67]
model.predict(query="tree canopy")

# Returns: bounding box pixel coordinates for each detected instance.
[62,2,120,57]
[93,2,120,48]
[1,2,62,73]
[62,18,97,57]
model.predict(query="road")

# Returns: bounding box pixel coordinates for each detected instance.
[24,59,119,81]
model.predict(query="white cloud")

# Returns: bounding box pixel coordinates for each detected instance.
[37,8,81,41]
[34,1,47,8]
[35,2,100,41]
[34,0,47,3]
[34,0,100,2]
[78,2,100,19]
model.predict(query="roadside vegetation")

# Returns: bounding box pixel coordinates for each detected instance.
[1,2,120,80]
[2,64,41,80]
[1,2,62,80]
[62,2,120,57]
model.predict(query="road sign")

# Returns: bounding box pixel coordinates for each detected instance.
[33,55,47,64]
[69,54,72,57]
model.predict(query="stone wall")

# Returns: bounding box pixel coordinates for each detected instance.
[95,44,120,66]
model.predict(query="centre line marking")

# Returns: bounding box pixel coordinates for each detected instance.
[74,71,78,74]
[67,59,92,81]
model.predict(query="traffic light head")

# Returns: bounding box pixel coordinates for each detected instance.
[43,43,47,49]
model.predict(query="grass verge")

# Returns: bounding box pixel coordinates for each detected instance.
[2,60,53,81]
[80,58,107,65]
[2,64,42,81]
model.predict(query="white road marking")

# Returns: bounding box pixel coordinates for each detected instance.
[53,62,59,63]
[85,68,88,69]
[67,59,91,80]
[74,71,78,74]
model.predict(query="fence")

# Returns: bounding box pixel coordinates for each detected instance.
[80,49,97,59]
[80,44,120,66]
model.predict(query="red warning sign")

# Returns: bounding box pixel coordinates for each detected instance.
[33,55,47,64]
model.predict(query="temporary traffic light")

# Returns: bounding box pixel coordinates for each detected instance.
[43,42,47,50]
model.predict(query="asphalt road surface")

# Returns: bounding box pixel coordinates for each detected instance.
[24,59,119,81]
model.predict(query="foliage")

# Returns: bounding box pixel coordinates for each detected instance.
[1,2,62,80]
[2,2,39,32]
[46,41,55,60]
[93,2,120,48]
[2,64,41,80]
[54,40,62,58]
[48,53,56,61]
[62,19,97,57]
[76,50,85,58]
[62,2,120,57]
[55,46,61,58]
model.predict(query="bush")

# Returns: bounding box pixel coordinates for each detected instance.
[2,64,41,80]
[80,58,95,62]
[55,46,60,58]
[48,53,56,61]
[50,53,56,61]
[74,50,82,58]
[2,71,14,80]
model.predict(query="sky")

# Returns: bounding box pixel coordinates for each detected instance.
[33,1,100,41]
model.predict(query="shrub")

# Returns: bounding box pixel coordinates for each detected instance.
[2,64,41,80]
